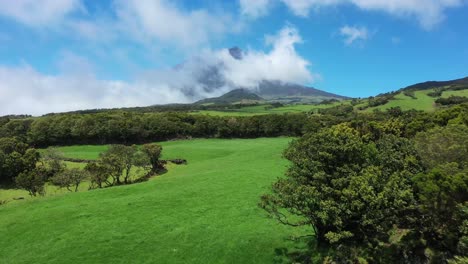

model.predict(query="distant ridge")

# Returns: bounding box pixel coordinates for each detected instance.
[401,77,468,91]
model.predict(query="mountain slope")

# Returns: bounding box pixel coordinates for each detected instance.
[255,80,348,100]
[196,89,263,104]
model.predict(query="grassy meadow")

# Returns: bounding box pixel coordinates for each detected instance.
[192,102,344,116]
[0,138,310,264]
[365,90,436,112]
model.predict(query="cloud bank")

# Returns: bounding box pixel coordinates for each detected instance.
[0,26,313,116]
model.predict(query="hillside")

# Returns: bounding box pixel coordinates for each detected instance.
[354,77,468,112]
[255,80,348,100]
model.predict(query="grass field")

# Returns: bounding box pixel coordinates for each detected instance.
[365,90,436,112]
[442,89,468,98]
[0,138,310,264]
[193,102,345,116]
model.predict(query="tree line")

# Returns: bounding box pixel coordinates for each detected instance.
[1,103,467,148]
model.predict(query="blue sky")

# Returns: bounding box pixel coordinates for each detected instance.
[0,0,467,115]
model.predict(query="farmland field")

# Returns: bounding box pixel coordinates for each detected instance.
[0,138,309,264]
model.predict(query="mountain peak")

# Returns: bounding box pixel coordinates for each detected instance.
[229,47,243,60]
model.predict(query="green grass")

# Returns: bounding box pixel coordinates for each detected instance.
[193,102,345,116]
[365,91,436,112]
[55,145,110,160]
[442,89,468,98]
[0,138,309,263]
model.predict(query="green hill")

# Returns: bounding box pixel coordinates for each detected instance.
[353,77,468,112]
[0,138,308,264]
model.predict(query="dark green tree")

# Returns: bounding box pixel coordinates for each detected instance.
[15,165,48,196]
[51,168,89,192]
[141,143,164,173]
[261,125,422,261]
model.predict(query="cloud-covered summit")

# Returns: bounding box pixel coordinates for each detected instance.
[0,26,314,116]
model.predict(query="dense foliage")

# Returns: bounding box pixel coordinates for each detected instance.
[261,109,468,263]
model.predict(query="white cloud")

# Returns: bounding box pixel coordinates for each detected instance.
[114,0,239,47]
[339,25,369,45]
[270,0,465,29]
[219,26,313,87]
[0,26,315,116]
[0,64,189,116]
[350,0,464,30]
[0,0,82,26]
[239,0,273,18]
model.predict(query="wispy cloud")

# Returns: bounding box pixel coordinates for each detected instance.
[0,0,83,27]
[239,0,273,18]
[246,0,465,29]
[114,0,241,48]
[339,25,369,45]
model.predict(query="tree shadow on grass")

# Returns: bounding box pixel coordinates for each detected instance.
[274,237,330,264]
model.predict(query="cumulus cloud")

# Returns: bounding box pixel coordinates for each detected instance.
[253,0,465,29]
[219,26,313,87]
[0,0,82,26]
[0,26,315,116]
[339,25,369,45]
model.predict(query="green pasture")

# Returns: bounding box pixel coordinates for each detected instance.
[365,90,436,112]
[442,89,468,98]
[0,138,309,264]
[193,102,345,116]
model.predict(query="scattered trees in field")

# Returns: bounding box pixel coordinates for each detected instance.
[51,168,88,192]
[85,143,164,189]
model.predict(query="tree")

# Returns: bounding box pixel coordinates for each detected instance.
[414,125,468,169]
[99,145,137,185]
[41,148,66,179]
[260,125,422,261]
[410,125,468,260]
[15,165,47,196]
[85,161,113,189]
[141,143,164,173]
[0,138,40,184]
[51,168,88,192]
